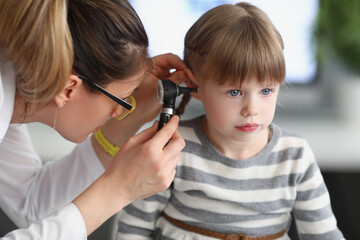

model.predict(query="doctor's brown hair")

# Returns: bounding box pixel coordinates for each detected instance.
[68,0,151,93]
[177,2,286,115]
[0,0,150,107]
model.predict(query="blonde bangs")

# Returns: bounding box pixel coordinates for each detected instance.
[184,3,285,87]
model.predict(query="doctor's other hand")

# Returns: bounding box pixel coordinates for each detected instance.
[98,53,188,152]
[133,53,189,124]
[151,53,188,85]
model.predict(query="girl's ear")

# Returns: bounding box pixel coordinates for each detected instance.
[184,69,201,100]
[54,74,83,108]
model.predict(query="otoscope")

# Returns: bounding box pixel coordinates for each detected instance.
[157,79,197,130]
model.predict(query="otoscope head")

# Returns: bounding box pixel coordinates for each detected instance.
[157,80,177,104]
[157,79,197,132]
[157,79,197,108]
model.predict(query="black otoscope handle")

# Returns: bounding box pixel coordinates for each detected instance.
[158,108,174,148]
[158,107,174,131]
[158,112,172,130]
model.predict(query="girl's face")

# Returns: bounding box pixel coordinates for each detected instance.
[197,78,280,157]
[55,71,144,143]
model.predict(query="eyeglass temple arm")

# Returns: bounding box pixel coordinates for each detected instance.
[78,75,133,110]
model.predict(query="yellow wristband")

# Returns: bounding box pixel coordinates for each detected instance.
[94,128,119,157]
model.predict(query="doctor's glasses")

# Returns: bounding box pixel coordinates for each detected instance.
[78,76,136,120]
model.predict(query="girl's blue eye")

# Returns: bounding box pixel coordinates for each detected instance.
[261,88,272,95]
[228,90,241,97]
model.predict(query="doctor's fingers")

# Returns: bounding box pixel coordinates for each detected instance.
[167,70,188,85]
[152,53,188,79]
[162,128,184,162]
[152,53,187,71]
[149,116,183,148]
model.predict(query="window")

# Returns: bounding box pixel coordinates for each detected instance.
[130,0,319,84]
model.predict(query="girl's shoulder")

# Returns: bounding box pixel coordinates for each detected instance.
[271,123,309,147]
[178,115,204,142]
[270,124,315,165]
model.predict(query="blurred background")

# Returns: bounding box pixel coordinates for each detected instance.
[16,0,360,239]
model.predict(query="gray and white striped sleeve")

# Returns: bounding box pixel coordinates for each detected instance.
[117,188,171,239]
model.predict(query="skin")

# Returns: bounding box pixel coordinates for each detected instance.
[191,76,280,160]
[10,53,188,235]
[55,74,143,143]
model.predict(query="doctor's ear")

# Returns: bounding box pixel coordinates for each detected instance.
[54,74,83,108]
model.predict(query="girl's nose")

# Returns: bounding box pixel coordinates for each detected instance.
[241,97,258,117]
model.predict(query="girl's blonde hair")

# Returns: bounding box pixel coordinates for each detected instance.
[0,0,73,104]
[184,2,286,86]
[177,2,286,116]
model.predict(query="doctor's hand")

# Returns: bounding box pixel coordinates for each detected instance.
[132,53,189,124]
[96,53,188,168]
[106,115,184,202]
[74,116,184,235]
[151,53,188,84]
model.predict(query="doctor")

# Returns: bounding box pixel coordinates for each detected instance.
[0,0,186,239]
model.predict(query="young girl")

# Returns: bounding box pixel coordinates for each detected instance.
[117,3,344,240]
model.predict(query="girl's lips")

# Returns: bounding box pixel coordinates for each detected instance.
[237,124,259,132]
